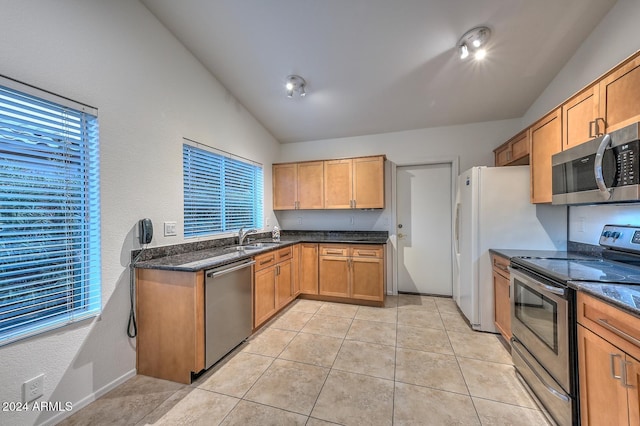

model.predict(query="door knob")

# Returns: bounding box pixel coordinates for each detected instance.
[398,233,405,239]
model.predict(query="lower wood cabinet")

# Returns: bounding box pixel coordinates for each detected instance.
[318,244,385,303]
[135,268,205,384]
[253,246,293,329]
[491,253,511,341]
[577,292,640,426]
[299,243,319,294]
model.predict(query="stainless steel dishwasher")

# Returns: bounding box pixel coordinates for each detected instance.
[205,258,255,369]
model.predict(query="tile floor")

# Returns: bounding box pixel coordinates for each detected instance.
[59,295,552,425]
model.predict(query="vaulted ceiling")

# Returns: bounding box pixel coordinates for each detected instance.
[142,0,617,143]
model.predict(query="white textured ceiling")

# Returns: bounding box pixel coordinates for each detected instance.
[141,0,616,143]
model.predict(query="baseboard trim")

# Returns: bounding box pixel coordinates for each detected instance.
[38,369,137,426]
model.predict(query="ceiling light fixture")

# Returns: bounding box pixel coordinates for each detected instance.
[457,26,491,61]
[285,75,307,98]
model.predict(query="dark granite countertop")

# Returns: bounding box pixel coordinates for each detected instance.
[488,248,583,260]
[134,231,388,272]
[569,282,640,317]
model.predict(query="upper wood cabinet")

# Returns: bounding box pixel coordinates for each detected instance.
[562,85,600,150]
[494,130,529,166]
[274,155,384,210]
[273,161,324,210]
[325,155,385,209]
[324,159,353,209]
[599,54,640,134]
[562,55,640,150]
[530,108,562,204]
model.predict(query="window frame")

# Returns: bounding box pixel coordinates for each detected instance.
[182,139,264,238]
[0,76,101,346]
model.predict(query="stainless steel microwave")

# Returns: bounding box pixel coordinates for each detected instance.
[552,122,640,205]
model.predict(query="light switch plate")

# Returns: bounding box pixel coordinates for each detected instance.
[164,221,177,236]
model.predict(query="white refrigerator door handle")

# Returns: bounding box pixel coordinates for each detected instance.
[454,203,461,256]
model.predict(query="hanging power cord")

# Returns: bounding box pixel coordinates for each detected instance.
[127,247,146,338]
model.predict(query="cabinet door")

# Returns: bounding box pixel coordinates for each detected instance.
[299,243,319,294]
[353,156,384,208]
[273,163,297,210]
[494,144,511,166]
[254,267,276,328]
[578,325,629,426]
[318,255,350,297]
[350,257,384,301]
[563,85,599,150]
[297,161,324,209]
[324,159,353,209]
[292,244,300,297]
[492,270,511,340]
[510,131,529,161]
[275,260,293,309]
[530,108,562,204]
[626,354,640,426]
[599,55,640,133]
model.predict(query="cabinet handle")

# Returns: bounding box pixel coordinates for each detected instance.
[621,360,634,389]
[326,250,343,255]
[493,260,509,273]
[595,117,605,137]
[356,251,376,256]
[352,200,356,208]
[597,318,640,347]
[260,258,273,265]
[589,120,596,138]
[506,151,512,161]
[610,353,623,381]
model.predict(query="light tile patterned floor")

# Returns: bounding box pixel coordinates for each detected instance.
[59,295,552,425]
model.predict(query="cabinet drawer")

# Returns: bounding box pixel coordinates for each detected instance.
[276,246,292,262]
[577,292,640,360]
[320,245,348,257]
[254,252,276,272]
[490,253,510,278]
[351,245,383,258]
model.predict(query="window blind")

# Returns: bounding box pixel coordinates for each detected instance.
[183,142,263,238]
[0,79,101,346]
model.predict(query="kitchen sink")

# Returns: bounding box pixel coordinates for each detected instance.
[232,242,281,251]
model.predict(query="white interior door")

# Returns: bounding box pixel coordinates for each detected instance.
[396,163,453,296]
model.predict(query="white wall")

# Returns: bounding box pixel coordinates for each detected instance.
[277,118,522,231]
[0,2,279,425]
[521,0,640,244]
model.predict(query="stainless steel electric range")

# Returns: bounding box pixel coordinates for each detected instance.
[509,224,640,426]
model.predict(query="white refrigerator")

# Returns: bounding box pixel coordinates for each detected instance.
[453,166,567,333]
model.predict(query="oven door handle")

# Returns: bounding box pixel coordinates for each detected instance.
[594,133,612,201]
[511,268,566,297]
[511,339,570,403]
[529,280,565,297]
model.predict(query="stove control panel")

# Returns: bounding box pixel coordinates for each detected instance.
[600,225,640,253]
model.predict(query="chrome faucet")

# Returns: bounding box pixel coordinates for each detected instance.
[238,227,257,245]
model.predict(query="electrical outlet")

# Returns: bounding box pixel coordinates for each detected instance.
[297,217,302,225]
[265,217,270,227]
[23,374,44,403]
[164,221,177,237]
